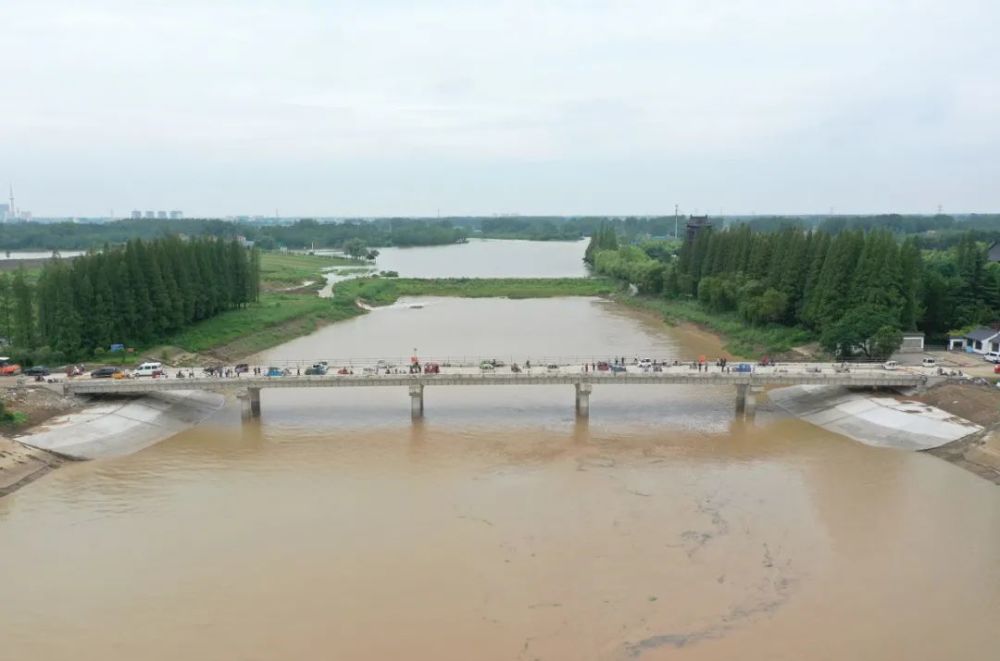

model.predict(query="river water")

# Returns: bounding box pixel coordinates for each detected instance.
[1,243,999,660]
[371,238,590,278]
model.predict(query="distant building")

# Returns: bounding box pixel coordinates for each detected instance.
[899,332,925,353]
[156,211,168,219]
[685,215,712,243]
[952,326,1000,354]
[0,203,8,221]
[130,210,142,219]
[169,210,183,219]
[144,211,155,219]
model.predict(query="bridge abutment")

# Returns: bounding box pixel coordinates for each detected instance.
[575,382,592,418]
[409,383,424,419]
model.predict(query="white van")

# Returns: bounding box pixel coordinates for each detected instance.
[134,361,164,377]
[983,352,1000,364]
[882,360,899,371]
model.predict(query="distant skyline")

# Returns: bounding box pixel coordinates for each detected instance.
[2,1,999,217]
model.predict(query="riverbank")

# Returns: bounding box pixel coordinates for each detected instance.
[766,380,1000,485]
[0,385,84,496]
[167,277,619,362]
[917,382,1000,484]
[612,294,817,358]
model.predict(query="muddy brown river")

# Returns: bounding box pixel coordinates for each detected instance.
[2,297,999,660]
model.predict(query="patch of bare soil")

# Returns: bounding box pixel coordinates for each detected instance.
[0,437,63,496]
[1,384,86,432]
[913,382,1000,485]
[911,382,1000,427]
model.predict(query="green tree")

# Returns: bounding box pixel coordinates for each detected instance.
[343,238,368,260]
[820,305,896,359]
[11,269,34,350]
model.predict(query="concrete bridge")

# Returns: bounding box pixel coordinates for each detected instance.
[61,361,933,422]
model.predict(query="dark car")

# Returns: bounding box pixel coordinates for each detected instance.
[90,366,122,379]
[23,366,51,377]
[235,363,250,374]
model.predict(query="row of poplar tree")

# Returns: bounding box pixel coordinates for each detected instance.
[587,225,1000,357]
[0,237,260,363]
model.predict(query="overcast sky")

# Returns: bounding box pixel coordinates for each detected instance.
[2,0,998,217]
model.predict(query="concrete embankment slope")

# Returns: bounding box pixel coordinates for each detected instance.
[16,391,225,460]
[769,385,981,450]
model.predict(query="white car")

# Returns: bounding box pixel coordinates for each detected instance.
[638,359,653,369]
[134,361,164,377]
[921,358,937,368]
[983,352,1000,363]
[882,360,899,371]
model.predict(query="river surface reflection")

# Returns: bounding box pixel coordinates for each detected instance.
[1,290,999,660]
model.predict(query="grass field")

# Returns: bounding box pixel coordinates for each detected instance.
[259,252,363,288]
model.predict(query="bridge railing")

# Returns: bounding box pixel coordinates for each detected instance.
[227,355,898,371]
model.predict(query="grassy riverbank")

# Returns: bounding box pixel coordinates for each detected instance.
[613,294,814,358]
[167,292,365,359]
[259,252,362,289]
[338,277,618,306]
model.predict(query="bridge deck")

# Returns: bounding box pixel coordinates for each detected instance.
[65,368,930,395]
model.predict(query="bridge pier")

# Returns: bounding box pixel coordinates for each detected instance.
[240,387,261,421]
[735,384,748,416]
[409,383,424,420]
[734,384,760,421]
[249,387,261,418]
[575,382,592,418]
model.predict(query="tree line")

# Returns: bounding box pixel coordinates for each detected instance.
[587,224,1000,358]
[0,237,259,364]
[0,218,469,252]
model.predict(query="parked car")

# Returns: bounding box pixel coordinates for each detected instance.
[423,363,440,374]
[639,358,653,369]
[267,366,284,377]
[479,361,495,371]
[984,352,1000,363]
[235,363,250,374]
[733,363,752,373]
[305,362,328,375]
[23,366,51,377]
[883,360,900,371]
[610,364,627,373]
[921,358,937,368]
[133,361,164,377]
[91,366,123,379]
[0,357,21,376]
[546,363,560,372]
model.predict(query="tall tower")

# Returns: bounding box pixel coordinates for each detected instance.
[8,183,14,219]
